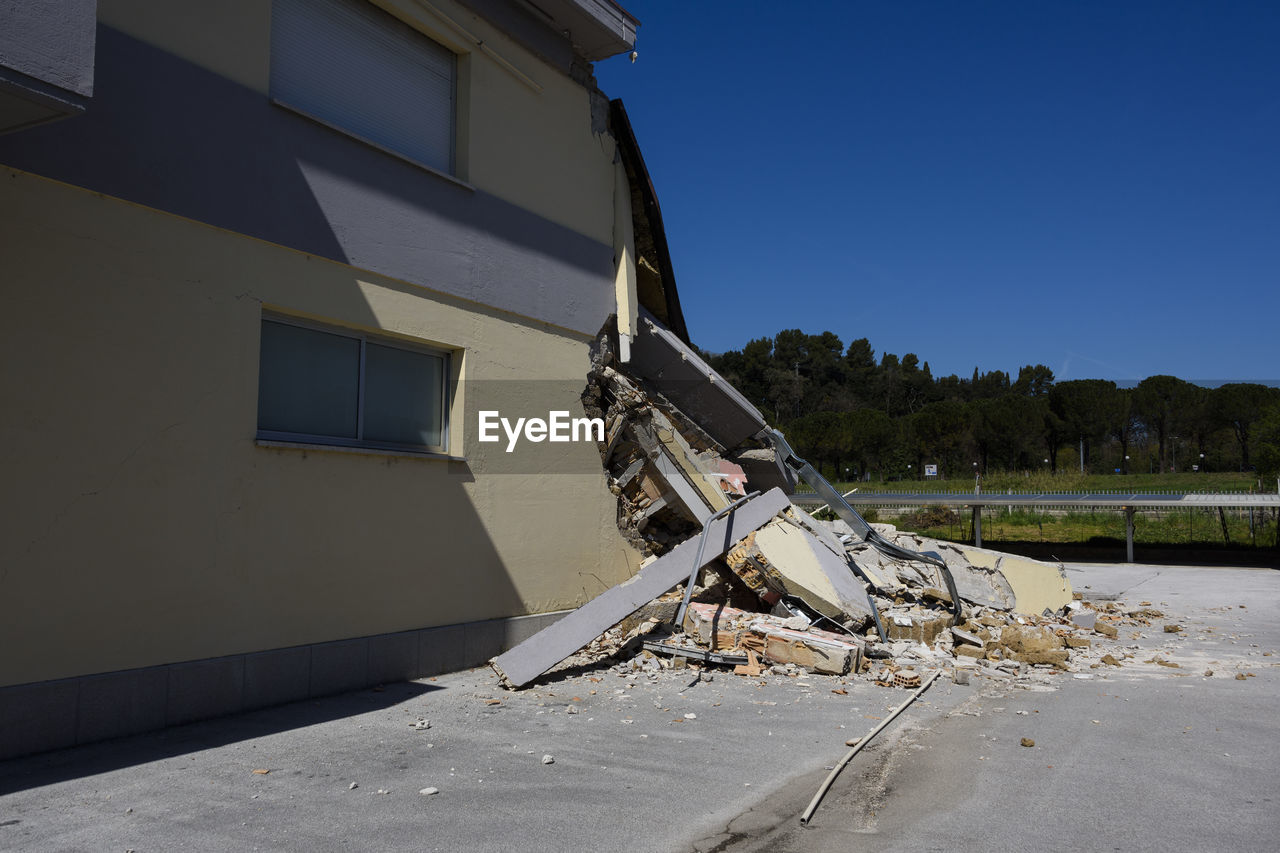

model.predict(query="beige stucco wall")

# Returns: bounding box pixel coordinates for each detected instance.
[97,0,618,246]
[0,169,639,687]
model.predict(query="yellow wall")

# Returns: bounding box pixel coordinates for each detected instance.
[0,169,639,687]
[97,0,618,246]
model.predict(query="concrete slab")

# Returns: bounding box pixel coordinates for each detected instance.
[490,488,791,687]
[629,309,769,451]
[752,519,872,622]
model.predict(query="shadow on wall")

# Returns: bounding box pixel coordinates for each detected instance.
[0,26,613,334]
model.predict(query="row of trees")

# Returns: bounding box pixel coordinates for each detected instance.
[704,331,1280,481]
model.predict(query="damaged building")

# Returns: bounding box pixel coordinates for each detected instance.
[0,0,1086,763]
[492,286,1080,689]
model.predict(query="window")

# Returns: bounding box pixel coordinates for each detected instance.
[257,317,449,454]
[270,0,456,174]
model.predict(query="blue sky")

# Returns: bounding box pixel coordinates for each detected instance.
[595,1,1279,383]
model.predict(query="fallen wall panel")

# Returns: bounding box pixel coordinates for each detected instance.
[491,488,791,687]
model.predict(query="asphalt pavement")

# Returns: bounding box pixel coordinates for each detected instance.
[1,562,1277,852]
[705,562,1280,853]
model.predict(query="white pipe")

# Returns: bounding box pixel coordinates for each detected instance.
[799,668,941,826]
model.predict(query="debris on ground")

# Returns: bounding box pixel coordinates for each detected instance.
[487,315,1150,693]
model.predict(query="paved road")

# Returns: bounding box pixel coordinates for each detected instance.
[0,563,1275,852]
[705,562,1280,853]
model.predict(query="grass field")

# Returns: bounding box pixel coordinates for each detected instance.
[803,471,1280,553]
[882,504,1279,549]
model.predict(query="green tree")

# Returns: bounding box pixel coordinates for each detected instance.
[910,400,971,476]
[1133,375,1199,473]
[1103,386,1139,473]
[845,408,895,478]
[1254,402,1280,477]
[973,395,1045,470]
[1211,383,1280,471]
[1050,380,1116,471]
[1013,364,1055,397]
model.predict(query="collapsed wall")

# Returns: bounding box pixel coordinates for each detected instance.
[492,317,1075,688]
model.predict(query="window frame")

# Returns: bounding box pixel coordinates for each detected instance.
[256,313,452,456]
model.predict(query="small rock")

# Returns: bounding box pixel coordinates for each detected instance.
[684,713,697,720]
[349,782,359,790]
[566,705,579,715]
[1021,738,1035,748]
[542,755,555,765]
[419,787,439,796]
[1164,625,1182,633]
[1101,654,1121,667]
[1235,673,1247,681]
[1204,670,1214,677]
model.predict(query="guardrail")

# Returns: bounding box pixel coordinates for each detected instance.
[789,489,1280,561]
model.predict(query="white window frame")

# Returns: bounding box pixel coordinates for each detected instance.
[257,314,451,455]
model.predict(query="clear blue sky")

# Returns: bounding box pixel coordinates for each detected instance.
[595,1,1279,384]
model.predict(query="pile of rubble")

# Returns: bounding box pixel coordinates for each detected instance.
[490,315,1092,690]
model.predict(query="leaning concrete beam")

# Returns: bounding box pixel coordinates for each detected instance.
[491,488,791,688]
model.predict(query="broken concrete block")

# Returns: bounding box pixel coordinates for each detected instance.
[1063,636,1092,649]
[683,602,753,649]
[1093,622,1119,639]
[1070,609,1098,630]
[1000,625,1065,655]
[757,630,856,675]
[954,645,985,659]
[951,627,984,647]
[491,488,791,687]
[747,518,873,624]
[907,540,1068,615]
[885,612,951,644]
[1015,650,1069,669]
[729,618,865,675]
[991,553,1073,616]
